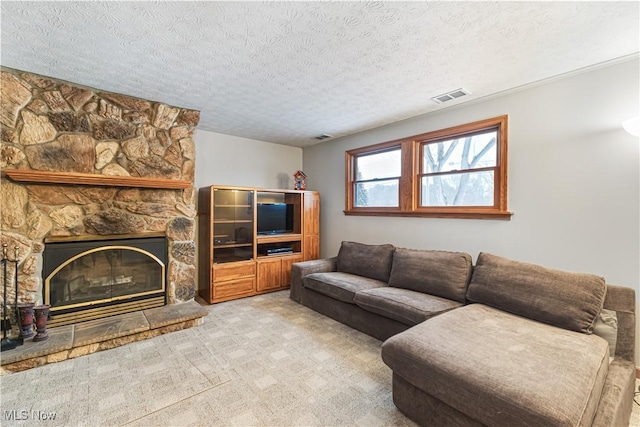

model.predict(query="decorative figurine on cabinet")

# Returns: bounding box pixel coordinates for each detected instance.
[293,170,307,190]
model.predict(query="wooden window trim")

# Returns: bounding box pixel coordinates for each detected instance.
[345,139,407,213]
[344,115,513,220]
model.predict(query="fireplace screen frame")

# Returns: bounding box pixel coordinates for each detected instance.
[43,234,167,324]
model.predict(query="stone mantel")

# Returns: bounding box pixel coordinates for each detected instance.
[2,169,192,189]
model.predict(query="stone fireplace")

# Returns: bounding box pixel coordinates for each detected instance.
[0,67,201,323]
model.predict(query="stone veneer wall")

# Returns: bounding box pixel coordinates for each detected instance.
[0,67,200,307]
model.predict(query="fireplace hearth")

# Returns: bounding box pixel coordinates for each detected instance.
[43,234,167,327]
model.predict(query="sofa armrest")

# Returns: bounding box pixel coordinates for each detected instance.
[603,284,635,363]
[290,257,338,303]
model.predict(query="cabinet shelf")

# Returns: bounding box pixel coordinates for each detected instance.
[214,205,251,208]
[257,252,300,260]
[214,243,252,249]
[214,219,253,224]
[256,233,302,244]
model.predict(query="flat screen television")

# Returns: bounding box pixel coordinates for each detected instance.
[257,203,294,235]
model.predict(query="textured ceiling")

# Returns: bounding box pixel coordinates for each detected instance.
[1,1,639,147]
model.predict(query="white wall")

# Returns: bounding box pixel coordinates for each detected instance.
[194,130,303,189]
[303,58,640,363]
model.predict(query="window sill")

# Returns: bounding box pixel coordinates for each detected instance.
[343,209,513,220]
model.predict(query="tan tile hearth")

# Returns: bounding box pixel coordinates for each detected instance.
[0,301,207,373]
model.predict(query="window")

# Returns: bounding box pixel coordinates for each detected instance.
[345,115,511,219]
[353,147,401,207]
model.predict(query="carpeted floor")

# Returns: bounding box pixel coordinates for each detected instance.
[1,290,639,426]
[0,291,414,426]
[633,391,640,427]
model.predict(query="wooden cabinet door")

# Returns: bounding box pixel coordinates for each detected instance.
[213,278,255,301]
[281,254,303,286]
[303,236,319,262]
[213,261,255,282]
[303,192,320,260]
[257,258,282,291]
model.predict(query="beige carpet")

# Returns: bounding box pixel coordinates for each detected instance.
[0,291,414,426]
[1,291,639,426]
[633,389,640,427]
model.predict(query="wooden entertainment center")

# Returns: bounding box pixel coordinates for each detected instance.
[197,185,320,303]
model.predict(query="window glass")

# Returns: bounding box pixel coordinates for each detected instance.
[355,180,399,207]
[423,130,497,174]
[420,129,498,208]
[421,170,494,207]
[353,148,401,207]
[355,149,401,180]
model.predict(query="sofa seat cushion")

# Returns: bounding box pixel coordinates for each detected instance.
[354,287,463,326]
[388,248,473,303]
[382,304,609,427]
[467,252,606,334]
[336,241,395,282]
[303,272,386,304]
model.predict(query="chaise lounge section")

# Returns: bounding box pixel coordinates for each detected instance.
[290,242,636,426]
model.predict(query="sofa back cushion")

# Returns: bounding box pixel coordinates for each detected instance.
[336,241,395,282]
[467,252,606,334]
[388,248,473,303]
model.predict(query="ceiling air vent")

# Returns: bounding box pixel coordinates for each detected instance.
[312,134,333,141]
[431,88,471,104]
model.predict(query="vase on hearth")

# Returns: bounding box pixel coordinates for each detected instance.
[17,303,34,339]
[33,305,50,342]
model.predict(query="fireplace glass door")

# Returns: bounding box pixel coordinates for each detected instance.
[44,236,167,324]
[49,246,164,308]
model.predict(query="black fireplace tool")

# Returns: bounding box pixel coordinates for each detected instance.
[1,244,23,351]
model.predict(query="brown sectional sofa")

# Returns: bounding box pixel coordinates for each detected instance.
[289,241,636,427]
[290,241,473,340]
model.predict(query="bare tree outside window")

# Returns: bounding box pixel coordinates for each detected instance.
[421,131,497,207]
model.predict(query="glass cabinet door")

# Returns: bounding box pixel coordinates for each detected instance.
[212,189,254,263]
